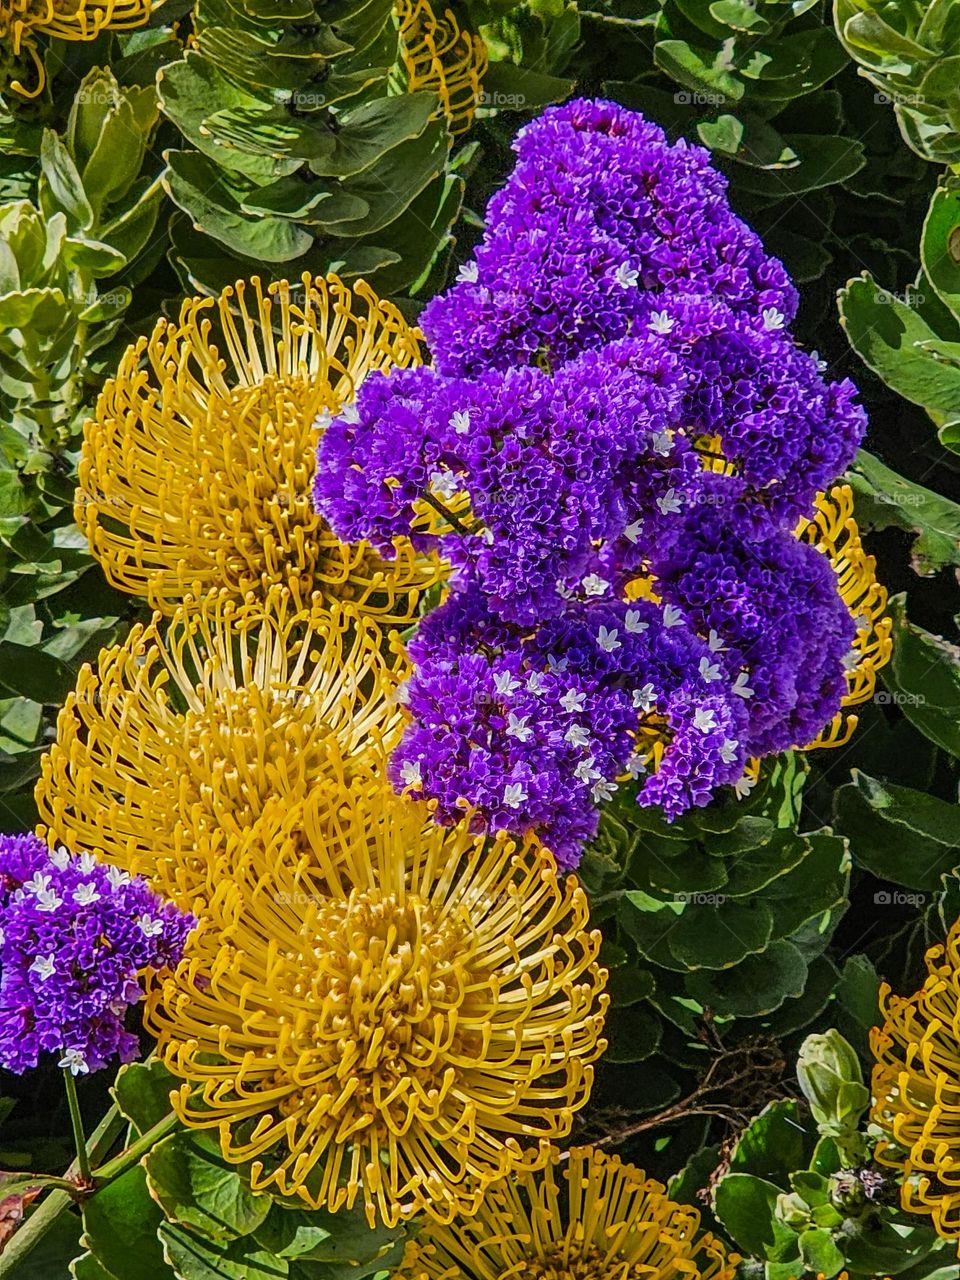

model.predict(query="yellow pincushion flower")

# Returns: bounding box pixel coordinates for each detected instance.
[797,484,892,750]
[77,273,442,621]
[395,0,487,135]
[144,788,608,1228]
[36,587,407,906]
[872,918,960,1240]
[1,0,150,95]
[396,1145,736,1279]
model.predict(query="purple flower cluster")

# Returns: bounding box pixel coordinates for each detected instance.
[390,588,749,864]
[0,834,193,1076]
[421,98,797,376]
[313,98,865,864]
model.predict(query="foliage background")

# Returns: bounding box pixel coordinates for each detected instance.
[0,0,959,1276]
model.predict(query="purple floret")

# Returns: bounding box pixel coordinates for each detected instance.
[392,588,747,864]
[0,835,193,1076]
[422,97,797,377]
[652,502,855,757]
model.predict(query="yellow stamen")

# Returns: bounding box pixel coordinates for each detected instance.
[796,485,892,751]
[395,0,487,136]
[144,789,609,1228]
[395,1145,737,1278]
[872,920,960,1242]
[0,0,150,95]
[35,587,407,907]
[77,273,443,620]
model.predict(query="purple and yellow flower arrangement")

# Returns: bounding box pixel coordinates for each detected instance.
[314,98,887,865]
[6,76,943,1280]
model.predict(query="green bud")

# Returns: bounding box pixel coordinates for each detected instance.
[797,1030,870,1134]
[777,1190,812,1229]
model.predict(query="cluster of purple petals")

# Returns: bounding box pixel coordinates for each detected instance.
[0,834,193,1075]
[313,97,868,864]
[391,587,747,865]
[316,338,695,625]
[421,98,797,377]
[631,293,867,526]
[653,499,855,757]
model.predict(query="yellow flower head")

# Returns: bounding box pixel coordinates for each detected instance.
[872,918,960,1239]
[796,485,892,750]
[77,273,442,620]
[396,1145,737,1279]
[1,0,150,95]
[36,587,407,905]
[144,788,608,1227]
[395,0,487,136]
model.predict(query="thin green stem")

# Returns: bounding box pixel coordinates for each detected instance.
[420,490,472,536]
[0,1105,124,1278]
[62,1070,92,1186]
[90,1110,178,1186]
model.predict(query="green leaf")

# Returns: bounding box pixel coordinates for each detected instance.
[839,274,960,422]
[921,178,960,319]
[847,449,960,575]
[798,1226,845,1274]
[834,771,959,890]
[78,1166,170,1280]
[11,1206,84,1279]
[158,54,305,182]
[669,897,776,969]
[81,97,155,219]
[603,1002,662,1063]
[686,940,808,1017]
[734,135,864,195]
[112,1060,177,1136]
[0,286,70,334]
[163,151,313,262]
[320,119,449,237]
[709,0,771,33]
[39,130,94,233]
[727,1100,810,1184]
[158,1223,287,1280]
[61,238,128,277]
[653,39,744,101]
[714,1172,796,1257]
[883,595,960,755]
[0,641,74,702]
[836,954,882,1048]
[252,1203,405,1271]
[479,61,574,111]
[307,94,438,180]
[144,1131,272,1244]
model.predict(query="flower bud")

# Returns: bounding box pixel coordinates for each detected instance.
[797,1030,870,1134]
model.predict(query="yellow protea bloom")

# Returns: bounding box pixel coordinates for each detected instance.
[77,273,442,620]
[395,0,487,135]
[35,587,407,906]
[1,0,150,95]
[797,484,892,750]
[872,918,960,1240]
[144,788,609,1228]
[396,1145,736,1279]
